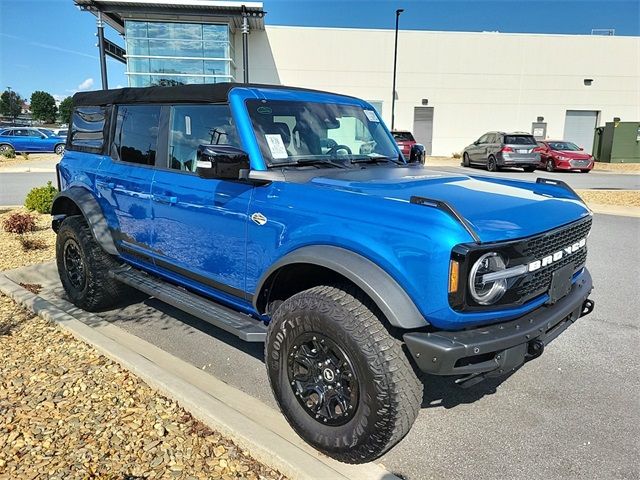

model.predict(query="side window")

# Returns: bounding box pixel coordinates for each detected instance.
[14,129,30,137]
[113,105,161,165]
[168,104,240,172]
[70,106,107,152]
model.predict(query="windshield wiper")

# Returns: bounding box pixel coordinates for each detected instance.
[282,158,350,169]
[350,155,403,165]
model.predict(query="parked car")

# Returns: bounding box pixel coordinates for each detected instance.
[463,131,540,172]
[52,83,594,464]
[0,127,65,154]
[537,140,594,173]
[392,130,416,156]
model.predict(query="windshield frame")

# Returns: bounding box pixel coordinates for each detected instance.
[242,96,404,170]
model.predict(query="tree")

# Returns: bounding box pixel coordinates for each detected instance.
[0,89,23,121]
[30,91,58,124]
[58,96,74,125]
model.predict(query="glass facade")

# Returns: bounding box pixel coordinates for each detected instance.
[124,21,235,87]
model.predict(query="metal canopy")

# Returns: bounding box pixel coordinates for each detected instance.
[74,0,266,33]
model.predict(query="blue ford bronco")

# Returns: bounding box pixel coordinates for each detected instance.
[52,83,594,463]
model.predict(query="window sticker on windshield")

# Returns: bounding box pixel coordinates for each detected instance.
[265,134,288,159]
[364,110,379,122]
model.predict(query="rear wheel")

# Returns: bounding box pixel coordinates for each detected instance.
[265,284,422,464]
[463,152,471,167]
[56,216,131,311]
[487,155,498,172]
[54,144,65,155]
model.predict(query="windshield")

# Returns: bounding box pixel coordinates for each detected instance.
[246,99,401,166]
[548,141,580,151]
[504,135,537,145]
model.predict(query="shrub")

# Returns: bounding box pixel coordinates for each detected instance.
[2,212,36,234]
[1,148,15,159]
[19,236,47,251]
[452,152,462,159]
[21,152,29,161]
[24,181,57,214]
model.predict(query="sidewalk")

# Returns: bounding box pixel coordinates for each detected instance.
[0,154,59,173]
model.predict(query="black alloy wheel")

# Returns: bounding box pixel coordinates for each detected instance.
[287,332,359,426]
[63,238,86,290]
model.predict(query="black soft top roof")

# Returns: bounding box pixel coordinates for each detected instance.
[72,82,352,107]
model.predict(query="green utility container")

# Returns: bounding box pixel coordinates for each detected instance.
[593,121,640,163]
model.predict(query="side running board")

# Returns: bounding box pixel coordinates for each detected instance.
[110,267,267,342]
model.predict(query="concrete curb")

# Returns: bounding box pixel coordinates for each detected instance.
[585,203,640,218]
[0,273,397,480]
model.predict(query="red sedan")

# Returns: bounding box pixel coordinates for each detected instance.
[536,140,594,173]
[392,130,416,158]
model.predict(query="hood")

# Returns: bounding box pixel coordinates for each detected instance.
[553,150,592,160]
[309,167,590,243]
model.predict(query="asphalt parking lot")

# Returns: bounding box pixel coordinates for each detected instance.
[19,213,637,480]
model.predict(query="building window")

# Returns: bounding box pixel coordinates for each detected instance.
[124,21,235,87]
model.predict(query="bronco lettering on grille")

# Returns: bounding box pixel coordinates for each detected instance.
[527,238,587,272]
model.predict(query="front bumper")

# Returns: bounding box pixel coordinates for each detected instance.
[404,268,593,380]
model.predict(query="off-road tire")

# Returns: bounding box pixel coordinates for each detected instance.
[487,155,498,172]
[56,216,129,311]
[54,144,65,155]
[265,284,423,464]
[462,152,471,167]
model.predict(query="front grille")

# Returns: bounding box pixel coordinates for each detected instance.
[521,217,592,259]
[514,217,591,301]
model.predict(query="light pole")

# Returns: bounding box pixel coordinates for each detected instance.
[7,86,16,124]
[391,8,404,131]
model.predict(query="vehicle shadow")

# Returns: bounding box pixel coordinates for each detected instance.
[99,293,265,362]
[419,370,516,409]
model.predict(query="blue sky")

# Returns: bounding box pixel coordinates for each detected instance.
[0,0,638,102]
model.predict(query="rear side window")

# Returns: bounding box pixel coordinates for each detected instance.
[504,135,536,145]
[113,105,161,165]
[70,106,107,152]
[393,131,415,142]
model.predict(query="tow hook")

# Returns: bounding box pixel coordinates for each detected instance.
[527,339,545,359]
[581,299,595,317]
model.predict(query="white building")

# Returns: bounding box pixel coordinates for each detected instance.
[78,0,640,156]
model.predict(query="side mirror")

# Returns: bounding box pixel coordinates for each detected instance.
[196,145,250,180]
[579,147,584,151]
[408,143,425,164]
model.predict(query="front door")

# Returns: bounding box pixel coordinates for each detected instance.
[150,104,252,301]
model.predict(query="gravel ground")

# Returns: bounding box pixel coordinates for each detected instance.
[0,210,285,480]
[0,153,59,170]
[576,189,640,207]
[0,209,56,271]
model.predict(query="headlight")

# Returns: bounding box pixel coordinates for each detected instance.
[469,252,508,305]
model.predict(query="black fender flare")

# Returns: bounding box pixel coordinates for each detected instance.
[51,187,118,255]
[254,245,428,329]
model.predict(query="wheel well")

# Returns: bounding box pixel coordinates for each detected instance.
[257,263,368,316]
[51,196,82,217]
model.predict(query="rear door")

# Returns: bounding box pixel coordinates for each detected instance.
[96,104,161,263]
[150,103,252,302]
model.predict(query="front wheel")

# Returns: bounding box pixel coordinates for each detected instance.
[546,160,555,172]
[462,152,471,167]
[265,285,422,464]
[54,144,65,155]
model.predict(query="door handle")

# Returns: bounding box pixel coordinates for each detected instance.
[153,194,177,205]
